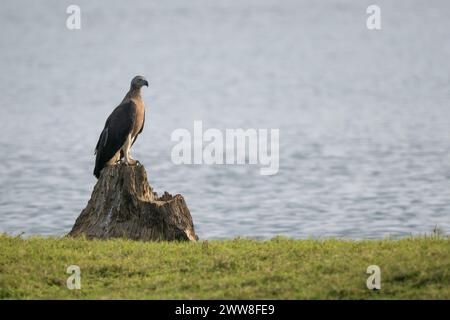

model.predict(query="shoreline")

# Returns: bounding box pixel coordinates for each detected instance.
[0,235,448,299]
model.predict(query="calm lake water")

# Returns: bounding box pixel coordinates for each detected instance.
[0,0,449,239]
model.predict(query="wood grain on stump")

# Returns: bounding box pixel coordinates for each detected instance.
[68,163,198,241]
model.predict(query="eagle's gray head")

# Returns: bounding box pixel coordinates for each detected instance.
[131,75,149,89]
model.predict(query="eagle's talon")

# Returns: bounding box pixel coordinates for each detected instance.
[124,159,137,166]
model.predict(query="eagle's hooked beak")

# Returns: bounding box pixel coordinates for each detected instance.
[143,80,149,87]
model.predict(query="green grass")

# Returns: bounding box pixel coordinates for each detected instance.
[0,234,449,299]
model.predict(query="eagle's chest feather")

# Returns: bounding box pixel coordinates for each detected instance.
[131,98,145,138]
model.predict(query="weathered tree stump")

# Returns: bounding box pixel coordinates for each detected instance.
[68,163,198,241]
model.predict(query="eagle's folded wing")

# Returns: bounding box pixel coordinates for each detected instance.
[93,101,137,178]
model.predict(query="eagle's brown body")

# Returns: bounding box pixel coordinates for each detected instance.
[94,76,148,178]
[129,95,145,139]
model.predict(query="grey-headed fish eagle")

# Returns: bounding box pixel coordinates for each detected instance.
[93,75,148,178]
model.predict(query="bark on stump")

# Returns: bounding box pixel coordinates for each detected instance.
[68,163,197,241]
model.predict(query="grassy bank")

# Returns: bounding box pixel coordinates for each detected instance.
[0,235,449,299]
